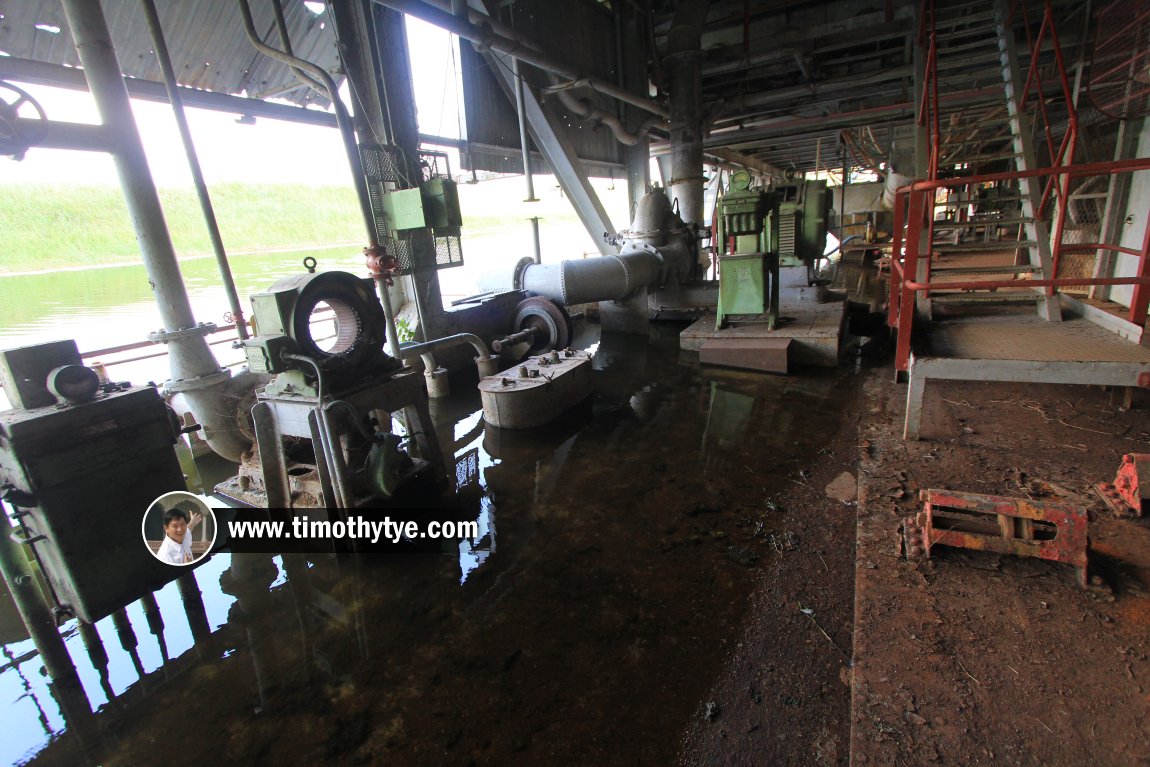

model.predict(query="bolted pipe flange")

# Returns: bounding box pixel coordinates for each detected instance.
[148,322,219,344]
[163,368,231,394]
[512,256,535,292]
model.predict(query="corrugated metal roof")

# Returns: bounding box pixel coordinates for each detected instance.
[0,0,342,107]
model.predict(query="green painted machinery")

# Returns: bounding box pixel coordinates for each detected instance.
[715,172,831,330]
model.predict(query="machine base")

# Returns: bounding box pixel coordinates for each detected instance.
[680,301,846,369]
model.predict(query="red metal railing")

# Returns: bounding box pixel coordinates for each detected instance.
[886,158,1150,373]
[886,0,1150,373]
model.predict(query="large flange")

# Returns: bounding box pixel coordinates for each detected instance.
[512,297,572,355]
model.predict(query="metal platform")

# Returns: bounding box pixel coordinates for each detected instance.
[680,300,846,368]
[905,312,1150,439]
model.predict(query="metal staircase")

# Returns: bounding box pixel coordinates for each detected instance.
[886,0,1150,374]
[913,0,1067,320]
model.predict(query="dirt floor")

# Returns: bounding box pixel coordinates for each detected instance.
[852,375,1150,767]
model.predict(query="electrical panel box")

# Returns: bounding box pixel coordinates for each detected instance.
[381,187,429,233]
[0,385,190,623]
[420,178,463,229]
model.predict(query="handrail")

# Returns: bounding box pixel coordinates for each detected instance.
[886,157,1150,373]
[904,276,1150,292]
[901,156,1150,192]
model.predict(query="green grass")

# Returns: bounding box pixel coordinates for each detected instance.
[0,183,368,273]
[0,179,624,274]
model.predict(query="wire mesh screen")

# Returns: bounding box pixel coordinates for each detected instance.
[361,144,406,184]
[1087,0,1150,121]
[434,235,464,268]
[1056,179,1107,293]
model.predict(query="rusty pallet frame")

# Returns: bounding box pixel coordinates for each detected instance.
[904,489,1088,587]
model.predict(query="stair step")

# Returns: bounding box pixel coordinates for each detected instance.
[930,291,1043,305]
[931,217,1033,228]
[935,195,1028,206]
[931,264,1043,275]
[931,10,997,28]
[934,240,1038,252]
[961,153,1024,165]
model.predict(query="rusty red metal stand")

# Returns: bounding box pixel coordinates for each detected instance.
[904,489,1089,587]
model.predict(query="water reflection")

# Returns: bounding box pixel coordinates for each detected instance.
[3,319,862,766]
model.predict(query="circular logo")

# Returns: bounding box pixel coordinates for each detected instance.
[143,491,217,566]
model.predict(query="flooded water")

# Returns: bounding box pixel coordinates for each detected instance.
[1,318,865,766]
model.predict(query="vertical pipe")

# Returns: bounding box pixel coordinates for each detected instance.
[377,278,404,358]
[513,59,539,202]
[888,190,906,329]
[896,190,925,373]
[60,0,253,460]
[841,147,848,236]
[664,0,708,228]
[529,216,542,264]
[140,0,248,340]
[59,0,212,362]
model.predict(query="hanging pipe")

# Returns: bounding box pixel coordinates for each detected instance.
[141,0,247,339]
[235,0,403,361]
[513,59,539,202]
[544,74,665,147]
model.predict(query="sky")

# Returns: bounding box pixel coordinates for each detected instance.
[0,17,462,188]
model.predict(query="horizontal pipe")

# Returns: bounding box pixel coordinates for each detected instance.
[519,249,665,306]
[372,0,670,119]
[399,333,491,362]
[16,117,118,152]
[904,276,1150,292]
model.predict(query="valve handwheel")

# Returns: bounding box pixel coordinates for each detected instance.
[0,81,48,160]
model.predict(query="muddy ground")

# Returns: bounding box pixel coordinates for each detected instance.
[852,376,1150,767]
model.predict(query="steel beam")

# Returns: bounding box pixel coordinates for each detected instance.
[994,0,1060,322]
[0,55,339,128]
[17,118,117,153]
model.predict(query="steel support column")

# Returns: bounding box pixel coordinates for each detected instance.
[59,0,246,461]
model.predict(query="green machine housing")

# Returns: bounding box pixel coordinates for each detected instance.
[715,175,832,329]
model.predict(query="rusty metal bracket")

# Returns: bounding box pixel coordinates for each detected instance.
[1095,453,1149,518]
[904,489,1088,587]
